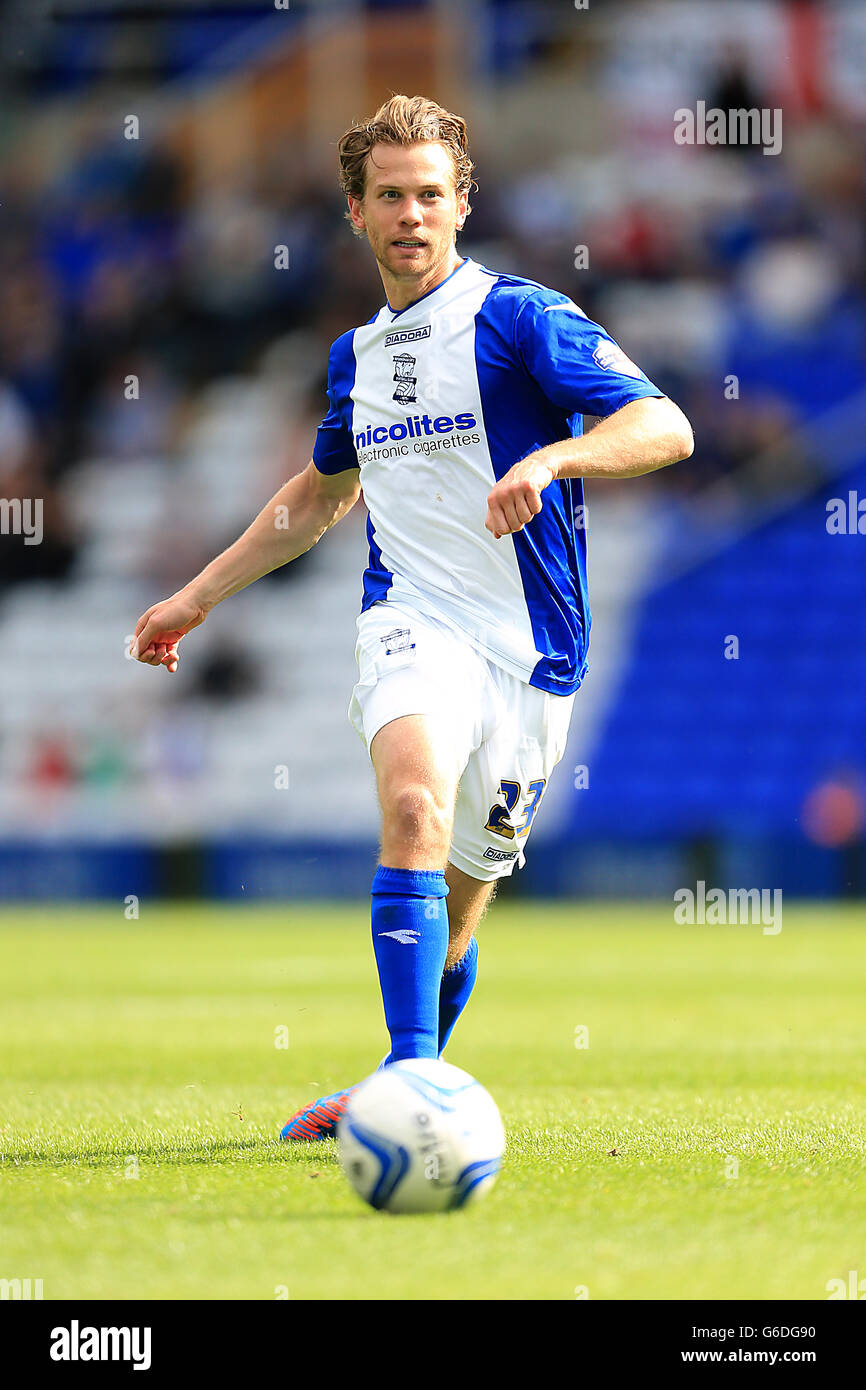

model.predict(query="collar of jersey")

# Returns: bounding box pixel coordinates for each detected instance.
[384,255,472,320]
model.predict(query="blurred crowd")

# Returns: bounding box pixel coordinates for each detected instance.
[0,129,365,590]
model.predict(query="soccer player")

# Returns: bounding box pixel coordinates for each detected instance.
[131,95,693,1140]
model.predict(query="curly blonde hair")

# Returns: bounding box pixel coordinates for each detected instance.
[338,93,474,237]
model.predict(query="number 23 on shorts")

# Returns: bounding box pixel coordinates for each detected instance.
[484,778,547,841]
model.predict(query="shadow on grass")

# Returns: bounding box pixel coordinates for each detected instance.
[1,1135,343,1168]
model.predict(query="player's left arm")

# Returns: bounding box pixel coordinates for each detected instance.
[485,395,693,539]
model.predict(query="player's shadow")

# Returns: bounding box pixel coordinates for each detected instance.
[6,1135,342,1167]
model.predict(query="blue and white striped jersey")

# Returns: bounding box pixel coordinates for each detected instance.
[313,256,663,696]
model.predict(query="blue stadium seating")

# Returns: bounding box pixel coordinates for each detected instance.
[570,459,866,839]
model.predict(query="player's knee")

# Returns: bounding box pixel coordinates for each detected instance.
[385,782,452,854]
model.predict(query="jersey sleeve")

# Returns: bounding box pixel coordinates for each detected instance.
[312,337,359,475]
[514,288,664,418]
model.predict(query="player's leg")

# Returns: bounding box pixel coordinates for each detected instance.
[280,816,499,1139]
[434,863,494,1057]
[283,885,488,1146]
[280,608,481,1140]
[368,711,462,1063]
[280,710,460,1141]
[444,862,494,967]
[372,712,460,871]
[441,666,577,1065]
[372,864,492,1069]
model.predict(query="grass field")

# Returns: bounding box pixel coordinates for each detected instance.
[1,901,865,1301]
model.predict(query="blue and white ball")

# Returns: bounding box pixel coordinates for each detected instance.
[337,1059,505,1214]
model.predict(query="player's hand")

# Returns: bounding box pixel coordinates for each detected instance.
[485,456,555,539]
[129,588,208,673]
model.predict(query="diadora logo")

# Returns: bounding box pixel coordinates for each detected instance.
[378,929,420,945]
[385,325,431,346]
[354,410,477,449]
[392,352,417,404]
[483,847,518,862]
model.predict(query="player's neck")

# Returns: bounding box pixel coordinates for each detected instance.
[382,250,465,314]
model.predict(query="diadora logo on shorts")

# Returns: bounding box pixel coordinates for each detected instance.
[384,325,431,346]
[377,929,420,945]
[354,410,477,448]
[483,847,519,862]
[380,629,415,656]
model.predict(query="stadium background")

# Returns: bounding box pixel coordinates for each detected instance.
[1,0,864,906]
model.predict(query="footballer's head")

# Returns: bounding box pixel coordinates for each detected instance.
[339,94,473,287]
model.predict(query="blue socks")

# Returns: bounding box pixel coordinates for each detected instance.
[371,866,450,1061]
[438,934,478,1054]
[376,934,480,1069]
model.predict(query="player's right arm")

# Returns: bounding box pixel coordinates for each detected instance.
[131,461,360,672]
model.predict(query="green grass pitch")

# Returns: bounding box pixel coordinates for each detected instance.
[1,901,864,1301]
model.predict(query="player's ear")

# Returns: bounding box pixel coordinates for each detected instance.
[347,195,365,232]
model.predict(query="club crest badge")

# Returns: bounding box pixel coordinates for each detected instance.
[391,353,417,404]
[380,628,415,656]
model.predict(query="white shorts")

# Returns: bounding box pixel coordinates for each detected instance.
[348,601,575,881]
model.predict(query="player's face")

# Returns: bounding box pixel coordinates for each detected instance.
[348,142,467,286]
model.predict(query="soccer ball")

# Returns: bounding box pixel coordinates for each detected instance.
[337,1058,505,1214]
